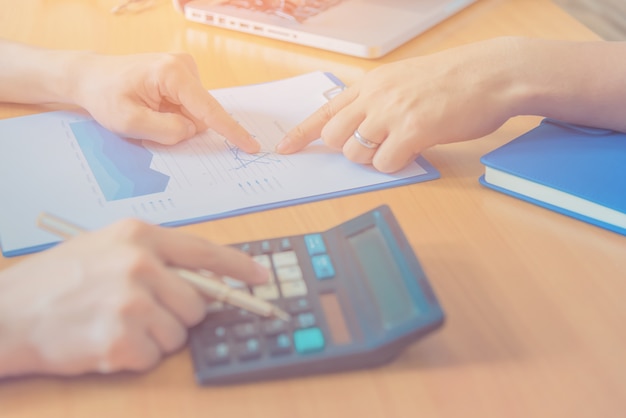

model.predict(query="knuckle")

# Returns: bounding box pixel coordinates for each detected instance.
[116,290,155,319]
[108,110,143,136]
[288,123,308,143]
[163,327,188,353]
[98,325,130,371]
[320,101,337,122]
[155,53,184,73]
[133,351,162,371]
[187,302,206,326]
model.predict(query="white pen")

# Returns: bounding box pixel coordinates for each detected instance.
[36,212,291,322]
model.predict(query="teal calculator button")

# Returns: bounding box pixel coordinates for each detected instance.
[293,327,325,354]
[304,234,326,255]
[311,254,335,279]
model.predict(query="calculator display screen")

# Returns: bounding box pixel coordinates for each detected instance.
[347,226,418,330]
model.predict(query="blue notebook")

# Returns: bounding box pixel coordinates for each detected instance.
[479,118,626,236]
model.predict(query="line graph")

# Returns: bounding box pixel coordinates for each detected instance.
[225,140,282,170]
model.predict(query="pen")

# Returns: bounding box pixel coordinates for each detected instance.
[36,212,291,322]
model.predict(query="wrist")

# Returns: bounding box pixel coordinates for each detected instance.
[502,37,592,120]
[479,36,538,122]
[44,49,95,107]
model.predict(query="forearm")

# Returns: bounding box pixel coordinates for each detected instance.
[508,37,626,132]
[0,270,40,379]
[0,39,88,105]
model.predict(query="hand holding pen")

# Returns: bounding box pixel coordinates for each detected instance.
[38,213,290,322]
[0,214,286,378]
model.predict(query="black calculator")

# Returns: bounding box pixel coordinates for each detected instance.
[189,205,445,385]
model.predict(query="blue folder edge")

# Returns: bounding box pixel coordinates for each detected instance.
[1,156,439,257]
[1,71,441,257]
[478,175,626,236]
[161,154,440,228]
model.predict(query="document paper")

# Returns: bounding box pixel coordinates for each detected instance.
[0,72,439,256]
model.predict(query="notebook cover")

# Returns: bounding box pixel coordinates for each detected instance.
[479,118,626,235]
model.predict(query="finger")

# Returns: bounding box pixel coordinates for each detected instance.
[160,99,207,134]
[143,261,208,327]
[115,330,162,372]
[166,73,260,153]
[341,120,388,165]
[140,225,269,285]
[101,313,162,372]
[371,131,421,173]
[275,86,358,154]
[116,103,198,145]
[145,305,189,353]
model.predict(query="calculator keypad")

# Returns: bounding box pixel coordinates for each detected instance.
[189,206,445,385]
[192,236,335,372]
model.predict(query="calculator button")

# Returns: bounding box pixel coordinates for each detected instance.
[272,251,298,268]
[205,342,231,366]
[237,338,263,361]
[252,283,280,300]
[311,254,335,279]
[206,308,244,324]
[304,234,327,255]
[293,312,316,329]
[252,254,272,269]
[263,318,290,336]
[276,265,304,282]
[238,243,251,254]
[260,240,272,253]
[235,308,256,321]
[233,322,261,340]
[268,333,293,356]
[201,324,229,341]
[293,327,325,354]
[252,255,276,282]
[211,307,255,324]
[286,297,312,314]
[279,238,292,251]
[279,280,308,298]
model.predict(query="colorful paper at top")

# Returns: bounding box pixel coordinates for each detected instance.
[480,118,626,236]
[0,71,439,257]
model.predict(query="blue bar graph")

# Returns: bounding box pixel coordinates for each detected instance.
[71,120,169,201]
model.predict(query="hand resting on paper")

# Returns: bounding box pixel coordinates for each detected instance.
[276,37,626,173]
[0,39,260,153]
[0,219,268,378]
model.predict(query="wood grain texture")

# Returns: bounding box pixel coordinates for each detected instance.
[554,0,626,40]
[1,1,625,418]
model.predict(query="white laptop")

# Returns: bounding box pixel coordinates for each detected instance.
[175,0,476,59]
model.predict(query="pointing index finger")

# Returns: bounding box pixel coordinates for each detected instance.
[275,87,357,154]
[169,73,260,154]
[201,96,261,154]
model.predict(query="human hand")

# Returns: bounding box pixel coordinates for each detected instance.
[71,51,260,152]
[0,219,268,378]
[276,37,522,172]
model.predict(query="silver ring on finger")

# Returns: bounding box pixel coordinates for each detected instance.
[353,129,381,149]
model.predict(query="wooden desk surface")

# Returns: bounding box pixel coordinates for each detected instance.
[1,1,625,417]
